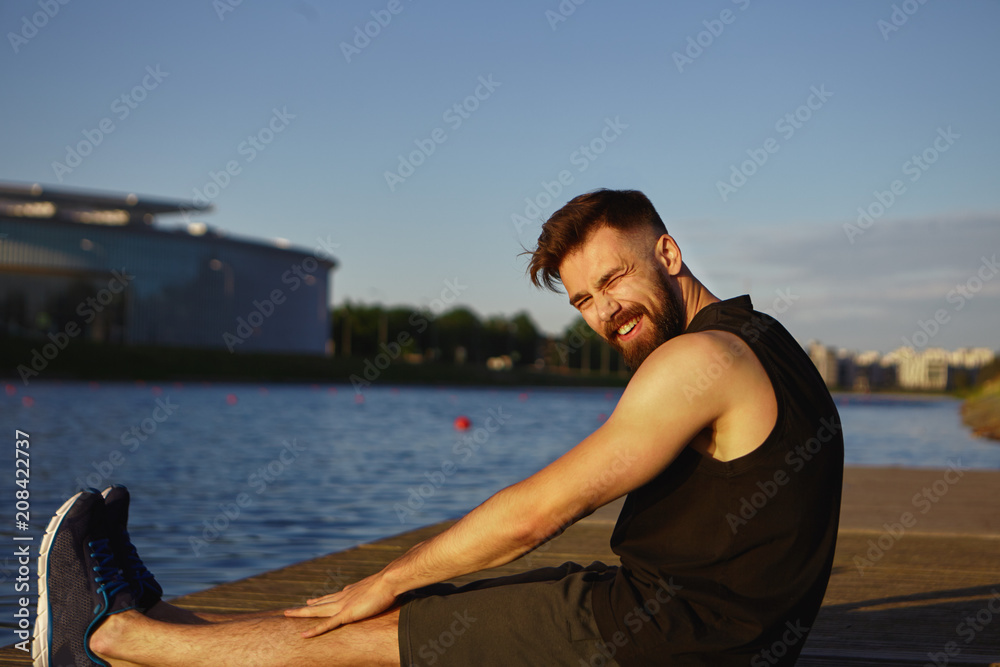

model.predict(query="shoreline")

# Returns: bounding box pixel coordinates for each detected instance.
[3,338,986,399]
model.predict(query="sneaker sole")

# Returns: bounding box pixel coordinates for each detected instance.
[33,491,86,667]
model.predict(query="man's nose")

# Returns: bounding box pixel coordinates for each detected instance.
[597,294,621,322]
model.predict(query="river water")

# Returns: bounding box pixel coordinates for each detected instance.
[1,382,997,640]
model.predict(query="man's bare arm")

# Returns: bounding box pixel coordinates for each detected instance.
[286,331,760,637]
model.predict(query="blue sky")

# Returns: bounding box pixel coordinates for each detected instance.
[2,0,998,353]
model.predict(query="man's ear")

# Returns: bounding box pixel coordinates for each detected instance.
[654,234,683,277]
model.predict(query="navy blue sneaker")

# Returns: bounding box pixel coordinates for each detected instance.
[34,490,134,667]
[101,485,163,612]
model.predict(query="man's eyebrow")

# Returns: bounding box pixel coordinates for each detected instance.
[569,268,619,306]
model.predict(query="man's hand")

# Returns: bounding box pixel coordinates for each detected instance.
[284,572,397,638]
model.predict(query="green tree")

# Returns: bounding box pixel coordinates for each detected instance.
[434,306,482,364]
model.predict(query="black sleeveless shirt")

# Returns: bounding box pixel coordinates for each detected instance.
[590,295,843,666]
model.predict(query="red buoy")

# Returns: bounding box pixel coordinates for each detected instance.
[454,416,472,431]
[225,393,238,405]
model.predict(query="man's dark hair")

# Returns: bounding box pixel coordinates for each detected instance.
[527,188,668,292]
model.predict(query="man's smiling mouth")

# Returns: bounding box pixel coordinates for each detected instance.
[617,316,640,337]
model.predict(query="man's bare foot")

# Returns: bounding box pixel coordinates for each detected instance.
[88,609,130,661]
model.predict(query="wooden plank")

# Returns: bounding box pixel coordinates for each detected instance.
[5,466,999,666]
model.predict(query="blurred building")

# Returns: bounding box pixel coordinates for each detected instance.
[893,347,951,390]
[0,182,337,354]
[835,348,856,390]
[853,350,897,392]
[808,343,997,391]
[808,340,838,387]
[869,347,995,391]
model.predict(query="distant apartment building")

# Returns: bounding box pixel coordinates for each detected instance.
[808,341,838,386]
[892,348,951,390]
[890,346,996,390]
[853,350,897,392]
[810,341,996,391]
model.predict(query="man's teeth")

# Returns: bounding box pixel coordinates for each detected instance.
[617,317,639,336]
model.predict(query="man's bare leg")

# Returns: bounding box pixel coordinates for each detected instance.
[144,600,288,624]
[90,607,401,667]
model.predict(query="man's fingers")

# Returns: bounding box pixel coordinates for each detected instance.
[284,603,339,618]
[306,594,336,606]
[301,617,342,638]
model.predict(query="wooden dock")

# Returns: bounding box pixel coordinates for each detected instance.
[6,466,999,666]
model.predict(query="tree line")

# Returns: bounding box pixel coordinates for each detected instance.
[330,301,629,375]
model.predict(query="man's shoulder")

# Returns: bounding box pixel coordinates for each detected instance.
[629,330,762,400]
[642,329,753,373]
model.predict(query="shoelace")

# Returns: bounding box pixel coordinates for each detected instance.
[126,545,157,585]
[88,538,130,602]
[120,530,158,587]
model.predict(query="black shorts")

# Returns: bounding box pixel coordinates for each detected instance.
[398,561,621,667]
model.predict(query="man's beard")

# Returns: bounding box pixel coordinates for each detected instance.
[604,273,686,372]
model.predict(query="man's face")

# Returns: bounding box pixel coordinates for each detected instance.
[559,226,686,371]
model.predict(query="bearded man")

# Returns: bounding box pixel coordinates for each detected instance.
[39,189,842,667]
